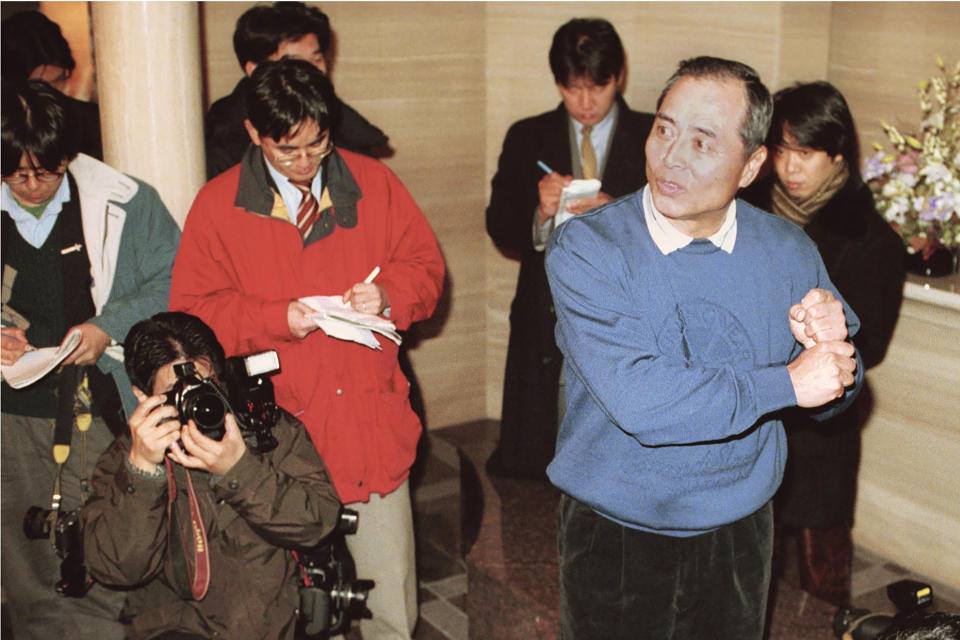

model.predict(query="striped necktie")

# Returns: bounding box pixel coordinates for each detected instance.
[290,179,320,239]
[581,124,597,180]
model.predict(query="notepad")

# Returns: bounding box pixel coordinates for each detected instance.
[299,295,401,350]
[554,178,601,227]
[1,328,82,389]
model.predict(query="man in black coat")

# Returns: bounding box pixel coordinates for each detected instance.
[486,18,653,478]
[1,10,102,160]
[205,2,389,179]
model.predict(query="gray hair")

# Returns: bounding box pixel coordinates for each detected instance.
[656,56,772,157]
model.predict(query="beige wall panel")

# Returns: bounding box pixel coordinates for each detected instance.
[324,3,488,429]
[854,299,960,590]
[200,2,248,106]
[828,2,960,158]
[772,2,831,89]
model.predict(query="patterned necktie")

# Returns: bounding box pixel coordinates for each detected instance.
[581,124,597,180]
[290,179,320,239]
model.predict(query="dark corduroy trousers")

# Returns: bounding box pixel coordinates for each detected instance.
[558,494,773,640]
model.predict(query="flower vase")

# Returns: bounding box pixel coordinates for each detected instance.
[905,247,959,277]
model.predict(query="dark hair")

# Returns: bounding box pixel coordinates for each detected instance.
[124,312,227,394]
[233,1,331,69]
[770,81,862,185]
[1,79,80,176]
[657,56,772,157]
[246,58,339,141]
[548,18,625,86]
[1,11,75,82]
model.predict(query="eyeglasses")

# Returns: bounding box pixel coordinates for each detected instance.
[274,139,334,165]
[3,168,66,184]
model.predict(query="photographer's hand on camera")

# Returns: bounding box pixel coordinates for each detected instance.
[128,388,182,472]
[168,412,246,476]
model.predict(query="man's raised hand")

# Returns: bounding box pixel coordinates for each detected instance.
[789,288,848,348]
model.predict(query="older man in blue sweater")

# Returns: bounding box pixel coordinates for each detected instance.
[545,57,863,640]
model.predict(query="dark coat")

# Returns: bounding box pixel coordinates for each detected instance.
[485,96,654,478]
[204,77,389,179]
[744,177,905,527]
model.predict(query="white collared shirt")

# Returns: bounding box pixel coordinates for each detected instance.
[1,178,71,249]
[642,185,737,255]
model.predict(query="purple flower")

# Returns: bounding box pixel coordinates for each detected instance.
[862,154,893,182]
[921,194,957,221]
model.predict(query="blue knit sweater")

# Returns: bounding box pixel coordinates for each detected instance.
[545,191,863,536]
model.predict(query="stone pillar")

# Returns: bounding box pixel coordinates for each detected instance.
[90,2,205,226]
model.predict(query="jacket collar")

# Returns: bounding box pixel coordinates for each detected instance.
[68,153,138,205]
[234,144,363,225]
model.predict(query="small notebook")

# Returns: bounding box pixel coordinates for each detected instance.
[554,178,601,227]
[299,295,401,350]
[1,328,82,389]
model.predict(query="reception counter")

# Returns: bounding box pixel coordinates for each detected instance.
[852,272,960,591]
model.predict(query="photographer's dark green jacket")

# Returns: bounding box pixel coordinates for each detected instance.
[81,410,342,640]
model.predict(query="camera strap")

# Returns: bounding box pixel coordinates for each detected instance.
[50,364,92,510]
[164,459,211,600]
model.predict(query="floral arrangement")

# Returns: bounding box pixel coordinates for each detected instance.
[862,57,960,259]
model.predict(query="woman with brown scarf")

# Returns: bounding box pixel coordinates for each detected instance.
[743,81,905,608]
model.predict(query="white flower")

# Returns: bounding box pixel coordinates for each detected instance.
[883,198,909,224]
[919,161,953,184]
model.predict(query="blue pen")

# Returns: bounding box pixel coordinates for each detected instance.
[537,160,553,174]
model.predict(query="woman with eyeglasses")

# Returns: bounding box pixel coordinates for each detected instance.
[742,81,905,608]
[1,78,180,639]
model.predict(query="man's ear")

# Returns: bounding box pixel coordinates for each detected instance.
[739,144,768,189]
[243,60,258,77]
[244,119,262,147]
[616,68,626,93]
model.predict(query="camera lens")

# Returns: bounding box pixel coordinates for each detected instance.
[185,393,226,430]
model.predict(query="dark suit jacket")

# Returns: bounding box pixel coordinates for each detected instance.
[485,95,654,477]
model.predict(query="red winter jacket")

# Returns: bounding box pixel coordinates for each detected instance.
[170,147,444,502]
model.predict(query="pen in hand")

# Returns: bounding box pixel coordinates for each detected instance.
[363,266,381,284]
[537,160,553,174]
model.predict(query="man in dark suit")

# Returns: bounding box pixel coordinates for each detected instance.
[204,2,389,179]
[485,18,654,478]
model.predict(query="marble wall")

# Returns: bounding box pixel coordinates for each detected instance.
[855,286,960,592]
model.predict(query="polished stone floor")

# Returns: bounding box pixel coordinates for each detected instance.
[399,419,960,640]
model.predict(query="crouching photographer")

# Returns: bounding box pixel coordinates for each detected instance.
[80,312,343,639]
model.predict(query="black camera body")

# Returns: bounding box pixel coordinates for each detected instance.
[23,506,93,597]
[833,579,935,640]
[297,509,375,639]
[163,351,281,453]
